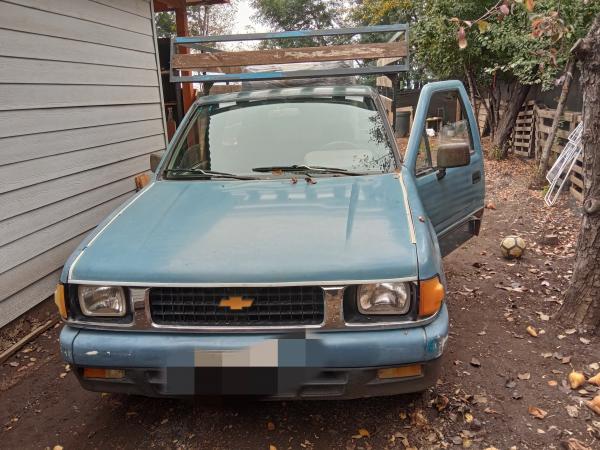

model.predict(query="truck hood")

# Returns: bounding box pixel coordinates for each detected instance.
[69,174,417,285]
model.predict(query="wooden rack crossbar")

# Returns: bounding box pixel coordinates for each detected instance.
[170,24,409,84]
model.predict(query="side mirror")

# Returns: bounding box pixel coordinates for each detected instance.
[150,151,165,173]
[437,142,470,169]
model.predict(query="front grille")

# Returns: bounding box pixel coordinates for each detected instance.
[149,286,325,326]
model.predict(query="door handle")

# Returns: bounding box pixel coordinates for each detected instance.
[472,171,481,184]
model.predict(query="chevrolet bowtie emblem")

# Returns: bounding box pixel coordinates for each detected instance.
[219,296,254,311]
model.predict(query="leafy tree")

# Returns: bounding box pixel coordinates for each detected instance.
[408,0,599,159]
[351,0,417,26]
[156,11,176,38]
[155,1,238,39]
[251,0,347,47]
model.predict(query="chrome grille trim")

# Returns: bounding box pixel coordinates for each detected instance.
[65,283,440,332]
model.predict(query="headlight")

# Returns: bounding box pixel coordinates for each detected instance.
[357,282,411,315]
[78,285,126,317]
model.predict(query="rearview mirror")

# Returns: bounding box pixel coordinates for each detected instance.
[437,142,470,169]
[150,151,165,173]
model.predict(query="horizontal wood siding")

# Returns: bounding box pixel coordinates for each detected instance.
[0,0,166,328]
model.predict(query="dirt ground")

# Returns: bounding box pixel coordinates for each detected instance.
[1,154,600,450]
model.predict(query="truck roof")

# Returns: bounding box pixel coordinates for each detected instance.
[196,85,378,105]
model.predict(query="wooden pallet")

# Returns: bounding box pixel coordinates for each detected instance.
[570,154,584,202]
[511,100,536,157]
[535,107,582,162]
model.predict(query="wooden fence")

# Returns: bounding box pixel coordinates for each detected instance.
[505,103,583,202]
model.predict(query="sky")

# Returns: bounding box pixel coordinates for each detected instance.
[231,1,266,34]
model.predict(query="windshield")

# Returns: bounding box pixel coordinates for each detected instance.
[164,96,396,178]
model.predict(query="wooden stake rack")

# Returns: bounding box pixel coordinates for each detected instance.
[169,24,409,84]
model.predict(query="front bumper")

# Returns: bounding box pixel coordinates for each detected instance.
[60,305,448,399]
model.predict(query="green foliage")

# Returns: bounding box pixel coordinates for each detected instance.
[251,0,347,47]
[155,11,176,38]
[410,0,600,90]
[412,1,495,86]
[351,0,417,25]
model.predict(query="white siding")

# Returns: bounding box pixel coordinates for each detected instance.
[0,0,167,327]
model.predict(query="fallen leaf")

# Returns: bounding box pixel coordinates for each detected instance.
[470,357,481,367]
[562,356,572,364]
[548,380,558,387]
[580,337,591,345]
[411,410,429,428]
[518,372,531,380]
[435,395,449,411]
[569,371,586,389]
[352,428,370,439]
[59,373,67,379]
[588,373,600,386]
[564,438,592,450]
[528,405,548,419]
[565,328,577,335]
[587,396,600,416]
[526,325,538,337]
[465,412,474,423]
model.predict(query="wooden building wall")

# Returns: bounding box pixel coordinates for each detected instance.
[0,0,167,327]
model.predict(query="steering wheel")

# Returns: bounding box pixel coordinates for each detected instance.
[321,140,359,150]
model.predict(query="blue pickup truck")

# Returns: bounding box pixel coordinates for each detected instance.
[55,80,484,399]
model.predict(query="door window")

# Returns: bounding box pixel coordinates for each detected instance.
[415,90,473,176]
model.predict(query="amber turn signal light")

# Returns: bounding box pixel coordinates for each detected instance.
[377,364,422,379]
[83,368,125,379]
[54,284,67,319]
[419,276,445,317]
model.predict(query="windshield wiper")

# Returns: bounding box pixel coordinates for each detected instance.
[252,165,365,176]
[164,168,258,180]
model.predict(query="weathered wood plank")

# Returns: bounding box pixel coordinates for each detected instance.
[92,0,152,18]
[570,173,584,189]
[0,269,62,328]
[0,104,163,138]
[0,135,164,194]
[0,193,131,274]
[0,119,164,166]
[570,186,583,203]
[8,0,151,35]
[172,41,409,70]
[0,156,150,221]
[0,29,156,69]
[0,57,158,86]
[0,2,154,53]
[0,85,160,111]
[0,177,135,247]
[0,233,87,301]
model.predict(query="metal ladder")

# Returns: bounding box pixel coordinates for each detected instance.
[544,122,583,206]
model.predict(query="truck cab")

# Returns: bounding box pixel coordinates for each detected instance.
[56,80,484,399]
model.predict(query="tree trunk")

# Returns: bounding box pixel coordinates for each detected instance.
[555,15,600,333]
[536,57,576,182]
[491,82,531,159]
[464,66,478,114]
